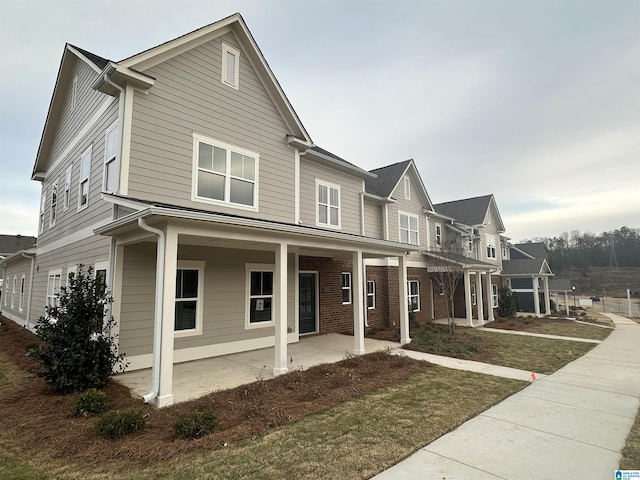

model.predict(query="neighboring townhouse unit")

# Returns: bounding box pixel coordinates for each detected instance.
[0,234,37,318]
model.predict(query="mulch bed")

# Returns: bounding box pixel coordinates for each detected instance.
[0,316,432,466]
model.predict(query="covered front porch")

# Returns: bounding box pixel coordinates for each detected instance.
[116,333,400,404]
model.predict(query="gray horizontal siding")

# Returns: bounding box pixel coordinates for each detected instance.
[363,201,383,239]
[1,257,33,323]
[127,31,296,223]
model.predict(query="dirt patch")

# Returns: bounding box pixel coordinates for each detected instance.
[0,316,432,466]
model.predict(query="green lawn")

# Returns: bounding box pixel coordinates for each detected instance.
[0,367,525,480]
[487,318,612,341]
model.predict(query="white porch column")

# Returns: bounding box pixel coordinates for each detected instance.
[565,292,569,314]
[464,269,473,326]
[352,250,365,354]
[273,242,289,375]
[475,272,484,324]
[486,272,495,322]
[398,254,410,344]
[156,226,177,407]
[543,276,551,315]
[533,276,541,317]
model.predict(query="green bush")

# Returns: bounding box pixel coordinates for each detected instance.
[498,286,519,318]
[73,388,109,417]
[173,411,218,439]
[96,410,146,439]
[30,265,127,394]
[411,324,481,358]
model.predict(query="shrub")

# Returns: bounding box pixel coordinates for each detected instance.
[30,265,127,394]
[173,411,218,439]
[96,410,146,439]
[74,388,109,417]
[498,286,519,318]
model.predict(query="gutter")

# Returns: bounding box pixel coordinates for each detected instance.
[137,217,166,404]
[21,252,36,329]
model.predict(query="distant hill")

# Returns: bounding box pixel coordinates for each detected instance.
[555,266,640,297]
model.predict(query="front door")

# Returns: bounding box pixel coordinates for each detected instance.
[299,272,317,334]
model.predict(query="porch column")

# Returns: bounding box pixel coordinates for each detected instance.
[464,269,473,326]
[352,250,365,354]
[543,276,551,315]
[475,272,484,324]
[398,254,410,345]
[533,276,541,317]
[486,272,495,321]
[157,226,177,407]
[565,291,570,314]
[273,242,288,375]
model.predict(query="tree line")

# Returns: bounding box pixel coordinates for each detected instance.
[523,226,640,271]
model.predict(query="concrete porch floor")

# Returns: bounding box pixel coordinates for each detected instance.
[432,317,489,328]
[115,334,400,404]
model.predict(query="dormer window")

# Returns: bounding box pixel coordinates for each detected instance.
[221,43,240,90]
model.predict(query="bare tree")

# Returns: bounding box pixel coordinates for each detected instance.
[429,240,466,335]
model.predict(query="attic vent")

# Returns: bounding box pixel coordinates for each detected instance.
[221,43,240,90]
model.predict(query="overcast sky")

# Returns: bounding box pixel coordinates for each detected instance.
[1,0,638,242]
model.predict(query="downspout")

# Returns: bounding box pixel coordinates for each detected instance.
[137,217,165,404]
[21,252,35,330]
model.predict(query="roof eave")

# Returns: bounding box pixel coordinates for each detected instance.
[303,149,376,179]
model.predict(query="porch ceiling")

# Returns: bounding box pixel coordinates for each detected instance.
[115,334,400,404]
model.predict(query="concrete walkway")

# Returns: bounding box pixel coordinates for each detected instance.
[375,313,640,479]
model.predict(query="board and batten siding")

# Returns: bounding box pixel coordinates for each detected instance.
[126,31,296,223]
[299,158,363,235]
[119,242,296,362]
[363,201,384,239]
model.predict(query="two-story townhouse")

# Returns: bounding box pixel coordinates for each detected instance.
[5,13,421,407]
[0,235,37,319]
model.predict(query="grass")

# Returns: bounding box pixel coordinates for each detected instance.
[0,368,525,480]
[486,317,612,341]
[621,406,640,470]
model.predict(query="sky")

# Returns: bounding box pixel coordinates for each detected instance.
[1,0,639,242]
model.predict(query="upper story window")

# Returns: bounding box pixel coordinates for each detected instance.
[486,234,497,259]
[221,43,240,90]
[316,180,340,228]
[399,212,419,245]
[435,222,442,246]
[78,146,92,210]
[502,245,508,259]
[193,134,258,210]
[404,176,411,200]
[467,237,474,254]
[104,122,120,193]
[342,272,352,304]
[49,180,58,228]
[39,190,46,234]
[63,166,72,211]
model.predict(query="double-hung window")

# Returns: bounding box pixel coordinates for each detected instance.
[175,261,204,336]
[78,146,92,209]
[39,190,46,234]
[492,284,498,308]
[46,270,62,309]
[221,43,240,90]
[407,280,420,312]
[104,123,119,193]
[19,275,25,311]
[342,272,352,304]
[435,222,442,246]
[367,280,375,309]
[11,276,16,309]
[194,135,258,209]
[49,180,58,228]
[63,166,72,211]
[399,212,419,245]
[247,267,273,326]
[486,234,496,259]
[317,180,340,228]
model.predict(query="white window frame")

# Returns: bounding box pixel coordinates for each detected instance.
[11,275,17,309]
[49,180,58,228]
[19,274,25,312]
[316,179,341,229]
[245,263,275,329]
[492,284,498,308]
[46,269,62,310]
[174,260,205,338]
[78,145,92,211]
[192,133,259,211]
[408,280,420,312]
[103,121,120,193]
[342,272,352,305]
[404,176,411,200]
[471,284,477,305]
[221,42,240,90]
[367,280,375,310]
[502,245,508,259]
[39,189,46,234]
[486,234,497,259]
[63,165,72,211]
[399,211,419,245]
[435,222,443,246]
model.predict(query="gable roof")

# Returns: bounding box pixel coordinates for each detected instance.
[514,242,548,260]
[306,146,375,179]
[68,44,110,70]
[0,235,37,256]
[501,258,552,276]
[434,194,505,232]
[365,159,434,209]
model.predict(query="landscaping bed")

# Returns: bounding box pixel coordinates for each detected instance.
[484,316,613,340]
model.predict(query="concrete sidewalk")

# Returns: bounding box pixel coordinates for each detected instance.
[375,313,640,479]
